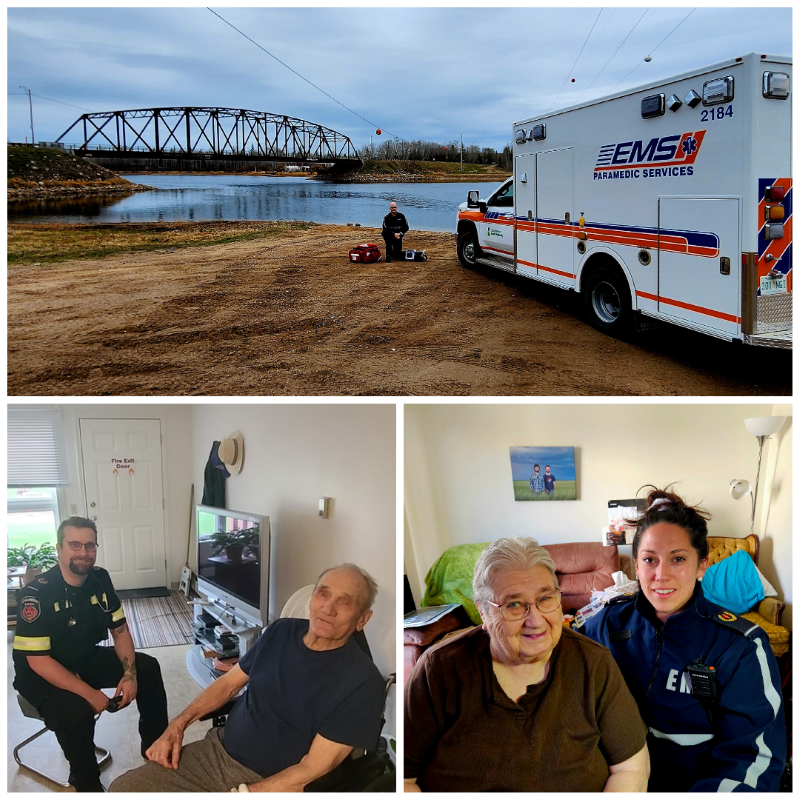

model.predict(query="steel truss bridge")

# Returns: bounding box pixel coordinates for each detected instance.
[57,107,361,165]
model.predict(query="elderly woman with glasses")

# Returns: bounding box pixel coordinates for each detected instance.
[404,537,649,792]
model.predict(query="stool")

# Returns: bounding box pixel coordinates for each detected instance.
[14,695,111,787]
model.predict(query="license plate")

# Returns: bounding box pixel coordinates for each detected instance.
[760,276,787,296]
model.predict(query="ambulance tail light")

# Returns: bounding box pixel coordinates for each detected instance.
[765,206,785,221]
[765,185,786,202]
[762,72,790,99]
[764,222,785,240]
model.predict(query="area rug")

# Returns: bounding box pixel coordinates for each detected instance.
[106,590,194,649]
[117,587,171,600]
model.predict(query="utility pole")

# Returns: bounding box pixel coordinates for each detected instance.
[19,86,35,145]
[460,133,463,172]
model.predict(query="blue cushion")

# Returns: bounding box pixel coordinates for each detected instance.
[701,550,764,614]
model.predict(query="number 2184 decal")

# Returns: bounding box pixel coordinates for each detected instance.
[701,105,733,122]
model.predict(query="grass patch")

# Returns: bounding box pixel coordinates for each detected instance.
[7,220,315,265]
[513,480,577,501]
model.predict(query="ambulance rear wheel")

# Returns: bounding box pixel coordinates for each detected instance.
[457,233,480,269]
[584,267,632,334]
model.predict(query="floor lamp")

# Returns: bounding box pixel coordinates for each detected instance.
[731,416,787,537]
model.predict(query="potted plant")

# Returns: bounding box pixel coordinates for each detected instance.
[8,542,58,571]
[210,526,259,563]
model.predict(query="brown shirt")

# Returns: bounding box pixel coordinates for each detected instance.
[404,625,647,792]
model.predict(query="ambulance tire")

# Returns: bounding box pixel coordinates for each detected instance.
[584,267,633,335]
[457,232,480,269]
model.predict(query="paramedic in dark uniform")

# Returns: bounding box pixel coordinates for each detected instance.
[583,487,786,792]
[381,201,409,262]
[13,516,168,792]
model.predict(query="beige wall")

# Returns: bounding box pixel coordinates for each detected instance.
[405,403,792,630]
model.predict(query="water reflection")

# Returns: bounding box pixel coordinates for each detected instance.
[8,193,134,219]
[8,175,502,232]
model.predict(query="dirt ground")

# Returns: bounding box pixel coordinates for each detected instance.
[7,223,792,396]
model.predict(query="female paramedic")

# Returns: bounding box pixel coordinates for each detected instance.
[583,486,786,792]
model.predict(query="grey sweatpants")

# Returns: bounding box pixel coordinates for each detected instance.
[108,727,262,792]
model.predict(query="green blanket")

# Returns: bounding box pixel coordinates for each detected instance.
[421,542,490,625]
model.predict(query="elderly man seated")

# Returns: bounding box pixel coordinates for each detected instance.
[110,564,384,793]
[404,537,650,792]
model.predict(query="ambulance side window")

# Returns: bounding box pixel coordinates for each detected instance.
[489,182,514,208]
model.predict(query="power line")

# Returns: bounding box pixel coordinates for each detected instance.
[8,91,91,111]
[611,8,697,91]
[552,8,604,111]
[578,8,650,102]
[207,8,401,140]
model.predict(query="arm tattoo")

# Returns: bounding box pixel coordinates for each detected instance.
[111,622,128,638]
[120,655,138,682]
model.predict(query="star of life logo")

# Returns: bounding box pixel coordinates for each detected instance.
[593,130,706,181]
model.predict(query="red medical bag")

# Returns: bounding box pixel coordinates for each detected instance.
[348,243,381,263]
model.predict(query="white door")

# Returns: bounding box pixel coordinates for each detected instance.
[477,180,515,258]
[79,418,167,590]
[514,154,537,278]
[658,198,741,337]
[536,148,575,288]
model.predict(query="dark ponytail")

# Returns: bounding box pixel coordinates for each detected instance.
[629,485,711,563]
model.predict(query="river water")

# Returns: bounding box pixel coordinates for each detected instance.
[8,174,504,233]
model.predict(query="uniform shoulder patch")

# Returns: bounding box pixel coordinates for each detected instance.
[710,609,759,638]
[20,596,41,623]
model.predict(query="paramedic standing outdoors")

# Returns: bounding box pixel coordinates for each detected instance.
[382,202,409,262]
[12,517,168,792]
[583,487,786,791]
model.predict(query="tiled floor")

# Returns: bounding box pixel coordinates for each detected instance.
[7,631,212,792]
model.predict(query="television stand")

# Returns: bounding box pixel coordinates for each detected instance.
[186,596,263,689]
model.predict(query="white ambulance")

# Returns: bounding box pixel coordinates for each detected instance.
[456,53,792,348]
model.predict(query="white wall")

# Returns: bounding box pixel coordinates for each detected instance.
[405,403,792,630]
[190,403,397,731]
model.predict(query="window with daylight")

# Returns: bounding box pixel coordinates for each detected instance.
[7,408,70,548]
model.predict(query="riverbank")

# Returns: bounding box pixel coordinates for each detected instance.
[8,145,152,200]
[316,159,510,183]
[8,221,789,396]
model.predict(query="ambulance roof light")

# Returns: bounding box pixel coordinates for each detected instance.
[641,93,665,119]
[666,94,682,112]
[703,76,734,106]
[684,90,702,108]
[763,72,790,99]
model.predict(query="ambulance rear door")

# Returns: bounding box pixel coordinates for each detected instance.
[658,197,741,337]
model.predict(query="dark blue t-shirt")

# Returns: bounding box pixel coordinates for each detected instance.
[222,617,384,777]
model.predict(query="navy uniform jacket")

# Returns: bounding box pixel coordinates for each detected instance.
[583,583,785,791]
[13,565,126,678]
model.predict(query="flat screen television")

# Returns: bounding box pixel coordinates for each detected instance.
[196,504,270,628]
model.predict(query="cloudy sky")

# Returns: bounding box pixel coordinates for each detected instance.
[7,7,793,152]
